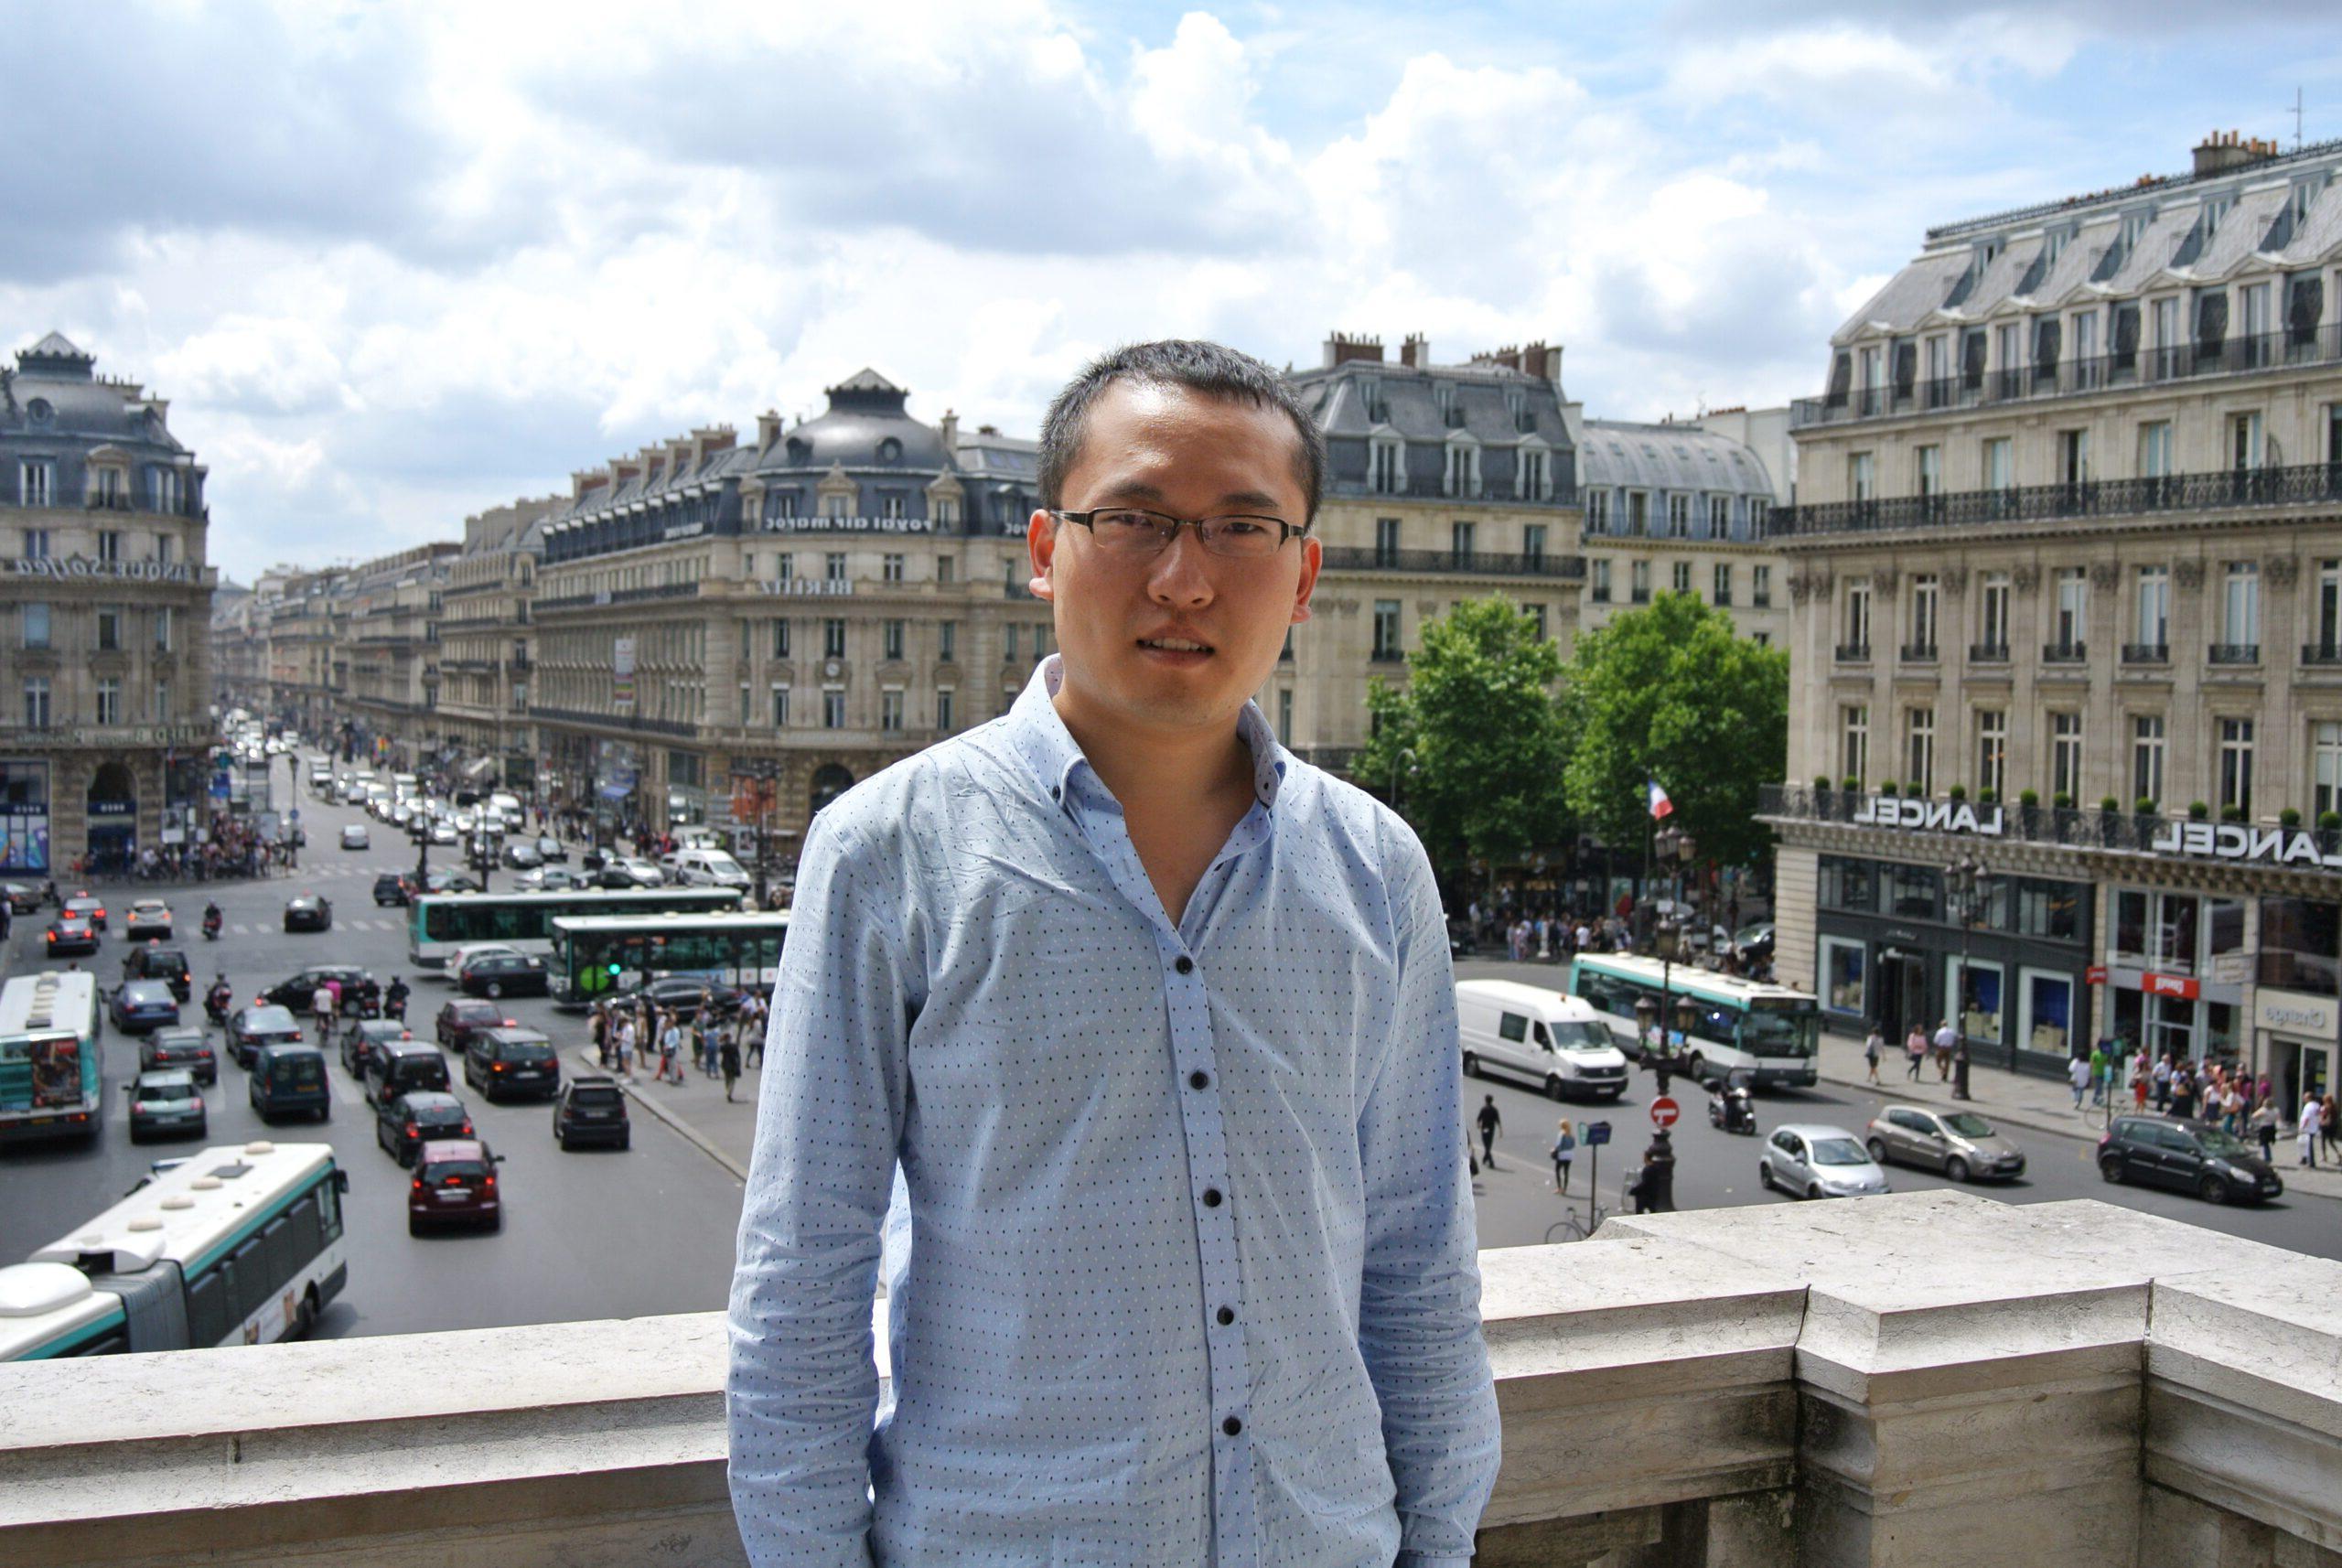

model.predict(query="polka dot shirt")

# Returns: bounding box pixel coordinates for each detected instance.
[727,655,1499,1567]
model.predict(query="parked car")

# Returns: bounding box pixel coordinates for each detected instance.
[621,973,746,1015]
[464,1026,560,1101]
[341,824,371,851]
[364,1039,453,1108]
[514,865,583,891]
[283,893,334,932]
[1865,1107,2026,1182]
[250,1043,332,1123]
[435,998,519,1052]
[139,1024,216,1085]
[62,892,107,931]
[110,979,182,1035]
[120,942,193,1002]
[262,965,375,1014]
[458,951,550,999]
[340,1018,415,1079]
[1759,1123,1891,1199]
[373,873,414,907]
[125,1070,207,1143]
[407,1138,504,1233]
[553,1076,630,1150]
[0,880,43,914]
[124,898,173,940]
[2099,1115,2283,1205]
[229,1004,307,1069]
[377,1090,473,1166]
[44,914,99,957]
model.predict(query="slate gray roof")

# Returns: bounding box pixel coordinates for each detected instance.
[1838,251,1971,337]
[1578,420,1775,498]
[1289,360,1570,450]
[2185,185,2288,279]
[2100,204,2198,294]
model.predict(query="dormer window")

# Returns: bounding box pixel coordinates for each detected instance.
[1361,379,1389,423]
[877,437,902,464]
[1520,446,1546,499]
[1443,435,1480,499]
[1370,434,1403,495]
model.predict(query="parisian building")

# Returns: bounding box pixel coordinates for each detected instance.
[339,542,458,769]
[529,371,1049,858]
[0,333,217,874]
[435,498,556,791]
[1767,130,2342,1102]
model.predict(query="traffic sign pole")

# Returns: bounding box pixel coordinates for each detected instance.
[1649,1095,1681,1129]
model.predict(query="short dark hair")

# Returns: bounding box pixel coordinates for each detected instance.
[1037,339,1326,525]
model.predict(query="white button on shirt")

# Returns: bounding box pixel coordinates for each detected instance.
[728,655,1499,1566]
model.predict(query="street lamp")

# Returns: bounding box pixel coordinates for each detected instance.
[734,759,784,910]
[470,817,502,895]
[1945,854,2000,1074]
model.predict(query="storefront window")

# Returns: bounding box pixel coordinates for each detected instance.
[1819,855,1874,912]
[2114,889,2148,965]
[1950,957,2004,1047]
[2208,899,2244,963]
[1883,863,1941,921]
[2259,897,2341,995]
[2022,970,2074,1057]
[2206,1002,2238,1065]
[2017,879,2083,942]
[0,760,49,873]
[2154,893,2198,974]
[1821,938,1867,1018]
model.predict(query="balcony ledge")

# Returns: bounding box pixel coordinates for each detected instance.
[6,1192,2342,1568]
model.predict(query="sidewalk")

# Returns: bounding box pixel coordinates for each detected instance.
[570,1045,759,1181]
[1814,1032,2342,1202]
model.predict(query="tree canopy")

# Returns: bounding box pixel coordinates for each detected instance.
[1355,596,1570,889]
[1560,591,1788,868]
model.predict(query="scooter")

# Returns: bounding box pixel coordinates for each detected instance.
[204,983,233,1029]
[201,908,222,941]
[1705,1071,1757,1135]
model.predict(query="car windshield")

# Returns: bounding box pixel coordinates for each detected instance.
[2197,1127,2255,1158]
[1942,1113,1996,1138]
[572,1087,622,1106]
[135,1082,191,1102]
[505,1042,552,1061]
[1552,1021,1614,1051]
[1810,1138,1871,1166]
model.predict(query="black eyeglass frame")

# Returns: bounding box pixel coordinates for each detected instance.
[1046,508,1312,555]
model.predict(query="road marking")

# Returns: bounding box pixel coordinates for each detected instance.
[231,924,252,935]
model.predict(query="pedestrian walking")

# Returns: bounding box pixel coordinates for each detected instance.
[720,1026,742,1103]
[2298,1092,2324,1168]
[2133,1050,2150,1112]
[743,997,766,1069]
[1905,1025,1927,1081]
[1950,1035,1971,1101]
[1476,1095,1503,1169]
[616,1016,637,1080]
[2068,1052,2090,1109]
[2170,1068,2197,1122]
[2152,1052,2172,1112]
[1550,1119,1575,1195]
[1932,1019,1956,1081]
[2087,1041,2109,1106]
[1863,1026,1883,1084]
[660,1014,684,1085]
[2324,1092,2339,1163]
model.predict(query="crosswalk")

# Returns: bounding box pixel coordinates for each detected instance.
[227,917,409,935]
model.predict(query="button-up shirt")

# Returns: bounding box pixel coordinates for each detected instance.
[729,655,1499,1567]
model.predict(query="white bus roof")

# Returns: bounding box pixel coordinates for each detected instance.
[0,1261,122,1361]
[1455,978,1602,1017]
[1573,953,1816,1005]
[28,1142,336,1276]
[415,887,744,907]
[550,910,790,935]
[0,971,99,1038]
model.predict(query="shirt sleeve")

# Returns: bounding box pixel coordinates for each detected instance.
[727,812,916,1566]
[1359,823,1501,1563]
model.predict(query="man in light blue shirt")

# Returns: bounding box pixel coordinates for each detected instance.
[729,340,1500,1565]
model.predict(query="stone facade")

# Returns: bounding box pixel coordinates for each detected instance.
[0,333,216,874]
[1770,134,2342,1093]
[435,498,556,790]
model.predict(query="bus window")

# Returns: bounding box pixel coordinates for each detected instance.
[187,1270,228,1347]
[261,1219,294,1300]
[287,1195,321,1261]
[316,1175,341,1241]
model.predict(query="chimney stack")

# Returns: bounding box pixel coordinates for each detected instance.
[1400,333,1429,370]
[940,408,960,452]
[1322,331,1384,368]
[757,410,783,449]
[2194,129,2280,178]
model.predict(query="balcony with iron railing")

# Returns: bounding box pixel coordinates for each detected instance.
[1833,642,1870,663]
[1791,321,2342,429]
[1339,477,1578,507]
[1767,461,2342,541]
[2208,642,2261,665]
[1317,546,1585,580]
[1898,641,1937,663]
[2042,639,2088,664]
[1969,641,2010,663]
[8,1194,2341,1568]
[2121,642,2170,665]
[2304,641,2342,667]
[1759,781,2342,861]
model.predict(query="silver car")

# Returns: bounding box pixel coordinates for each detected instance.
[126,1069,208,1143]
[1865,1106,2026,1182]
[1759,1122,1890,1199]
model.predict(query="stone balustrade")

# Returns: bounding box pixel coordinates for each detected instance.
[5,1190,2339,1567]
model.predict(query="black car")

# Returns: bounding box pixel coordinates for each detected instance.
[140,1024,218,1085]
[457,951,551,999]
[376,1089,474,1166]
[44,914,99,957]
[62,892,107,931]
[229,1004,307,1069]
[365,1038,453,1107]
[121,943,194,1003]
[283,893,333,932]
[623,974,747,1015]
[464,1026,561,1102]
[374,873,414,907]
[436,998,519,1052]
[2099,1114,2284,1206]
[262,966,375,1014]
[423,870,481,895]
[553,1076,630,1150]
[340,1018,416,1079]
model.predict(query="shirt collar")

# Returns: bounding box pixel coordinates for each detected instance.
[1008,654,1287,814]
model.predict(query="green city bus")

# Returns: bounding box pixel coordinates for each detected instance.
[548,911,790,1006]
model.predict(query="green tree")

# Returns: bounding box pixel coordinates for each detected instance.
[1355,596,1571,891]
[1561,592,1788,870]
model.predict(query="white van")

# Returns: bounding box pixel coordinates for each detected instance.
[489,792,524,830]
[1455,979,1630,1101]
[671,848,752,889]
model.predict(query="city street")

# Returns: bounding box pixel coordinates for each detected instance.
[0,750,745,1340]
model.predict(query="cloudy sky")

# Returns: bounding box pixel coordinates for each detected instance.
[4,0,2336,580]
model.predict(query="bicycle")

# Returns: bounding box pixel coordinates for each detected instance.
[1541,1174,1632,1244]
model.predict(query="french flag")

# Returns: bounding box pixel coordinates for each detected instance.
[1647,780,1674,820]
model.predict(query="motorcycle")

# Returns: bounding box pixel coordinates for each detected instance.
[201,908,222,941]
[204,984,233,1029]
[1705,1071,1757,1135]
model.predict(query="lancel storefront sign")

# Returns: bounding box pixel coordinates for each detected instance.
[9,555,197,583]
[1850,796,2342,869]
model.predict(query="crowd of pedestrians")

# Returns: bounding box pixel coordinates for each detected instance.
[588,988,768,1102]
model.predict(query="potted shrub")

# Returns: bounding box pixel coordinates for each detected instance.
[2052,791,2075,810]
[2280,807,2302,828]
[2187,800,2210,821]
[1814,774,1832,794]
[1977,787,1998,806]
[1842,777,1860,792]
[1878,779,1900,797]
[1948,784,1967,802]
[2220,802,2245,822]
[2322,811,2341,831]
[2018,788,2041,834]
[2098,795,2121,844]
[2134,797,2159,846]
[2134,797,2157,816]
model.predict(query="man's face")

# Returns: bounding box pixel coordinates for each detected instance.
[1030,380,1318,736]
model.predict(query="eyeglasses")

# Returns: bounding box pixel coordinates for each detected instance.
[1049,508,1307,560]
